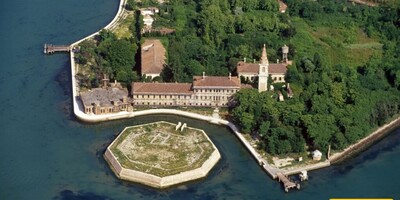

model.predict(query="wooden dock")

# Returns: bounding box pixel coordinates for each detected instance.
[276,173,300,192]
[44,43,71,54]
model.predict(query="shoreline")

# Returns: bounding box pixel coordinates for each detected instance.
[329,116,400,164]
[67,0,400,189]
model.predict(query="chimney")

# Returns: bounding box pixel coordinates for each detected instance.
[277,59,279,63]
[202,72,205,79]
[244,57,247,63]
[229,73,231,80]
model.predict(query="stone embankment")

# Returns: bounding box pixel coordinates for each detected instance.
[104,145,221,188]
[329,116,400,164]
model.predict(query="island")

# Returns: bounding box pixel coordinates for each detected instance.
[44,0,400,192]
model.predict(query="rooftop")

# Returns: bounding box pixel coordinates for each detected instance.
[192,76,241,88]
[141,39,166,75]
[80,87,128,107]
[132,82,193,94]
[236,61,288,74]
[278,0,288,13]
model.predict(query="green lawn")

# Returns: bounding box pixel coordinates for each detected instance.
[291,17,383,68]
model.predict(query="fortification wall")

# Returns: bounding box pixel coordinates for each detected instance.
[104,147,220,188]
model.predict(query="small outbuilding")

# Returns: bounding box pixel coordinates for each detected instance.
[312,150,322,161]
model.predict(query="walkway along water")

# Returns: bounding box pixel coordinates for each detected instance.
[43,44,71,54]
[60,0,400,192]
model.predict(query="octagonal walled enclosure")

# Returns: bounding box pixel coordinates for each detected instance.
[104,121,221,189]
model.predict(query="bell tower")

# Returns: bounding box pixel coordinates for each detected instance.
[258,44,269,92]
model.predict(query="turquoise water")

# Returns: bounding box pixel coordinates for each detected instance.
[0,0,399,199]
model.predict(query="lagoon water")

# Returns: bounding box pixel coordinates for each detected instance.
[0,0,399,199]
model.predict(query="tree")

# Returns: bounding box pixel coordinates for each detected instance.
[126,0,136,11]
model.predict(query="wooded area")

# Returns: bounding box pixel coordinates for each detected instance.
[232,0,400,154]
[75,0,400,155]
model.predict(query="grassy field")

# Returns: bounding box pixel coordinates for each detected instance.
[110,122,216,177]
[111,10,135,39]
[291,17,383,68]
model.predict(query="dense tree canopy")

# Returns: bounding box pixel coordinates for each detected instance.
[77,0,400,156]
[229,0,400,155]
[155,0,289,82]
[75,29,139,87]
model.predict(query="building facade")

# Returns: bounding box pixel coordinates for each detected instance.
[80,81,133,115]
[236,45,290,90]
[132,74,241,107]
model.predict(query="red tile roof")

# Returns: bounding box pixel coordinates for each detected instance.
[192,76,241,88]
[237,61,258,73]
[132,82,193,94]
[236,61,288,74]
[141,39,166,75]
[269,64,288,74]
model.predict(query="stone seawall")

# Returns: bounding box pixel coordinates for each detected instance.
[104,121,221,188]
[104,145,221,188]
[91,109,282,179]
[70,0,126,47]
[70,0,126,124]
[329,116,400,164]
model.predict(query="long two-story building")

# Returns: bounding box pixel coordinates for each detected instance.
[132,73,240,107]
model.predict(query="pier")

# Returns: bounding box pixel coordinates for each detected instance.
[277,173,300,192]
[44,43,71,54]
